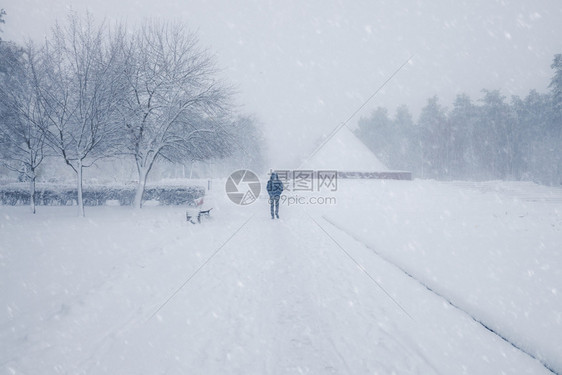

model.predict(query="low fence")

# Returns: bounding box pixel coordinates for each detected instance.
[0,183,205,206]
[337,171,412,180]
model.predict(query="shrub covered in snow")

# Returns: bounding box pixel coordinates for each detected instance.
[0,183,205,206]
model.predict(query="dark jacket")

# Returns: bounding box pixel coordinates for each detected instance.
[266,173,284,197]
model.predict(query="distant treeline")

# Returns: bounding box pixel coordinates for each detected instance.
[356,54,562,185]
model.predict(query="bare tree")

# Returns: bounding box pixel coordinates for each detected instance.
[118,21,232,208]
[0,42,48,213]
[35,13,123,216]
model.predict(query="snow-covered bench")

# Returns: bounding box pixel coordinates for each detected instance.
[186,197,212,224]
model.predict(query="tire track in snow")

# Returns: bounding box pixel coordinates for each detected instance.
[281,211,442,374]
[322,215,559,375]
[307,213,413,320]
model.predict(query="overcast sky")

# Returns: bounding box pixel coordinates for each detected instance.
[2,0,561,167]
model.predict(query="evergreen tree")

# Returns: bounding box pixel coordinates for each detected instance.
[449,94,478,178]
[547,54,562,184]
[355,107,393,165]
[392,105,415,171]
[549,54,562,125]
[417,96,448,178]
[477,90,516,179]
[0,9,6,41]
[511,90,552,181]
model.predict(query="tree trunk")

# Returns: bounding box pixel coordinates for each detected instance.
[29,175,36,214]
[134,153,159,209]
[134,167,148,209]
[77,160,85,217]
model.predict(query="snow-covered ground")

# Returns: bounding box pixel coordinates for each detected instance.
[1,179,561,374]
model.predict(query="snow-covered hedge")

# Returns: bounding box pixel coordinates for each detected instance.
[0,183,205,206]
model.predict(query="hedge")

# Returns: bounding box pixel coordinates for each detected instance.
[0,183,205,206]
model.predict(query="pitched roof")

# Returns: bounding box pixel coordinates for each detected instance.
[301,125,388,172]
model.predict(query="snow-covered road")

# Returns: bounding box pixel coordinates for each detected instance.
[1,180,560,374]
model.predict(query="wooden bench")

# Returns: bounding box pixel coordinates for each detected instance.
[186,207,212,224]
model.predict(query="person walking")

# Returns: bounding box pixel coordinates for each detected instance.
[266,172,283,219]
